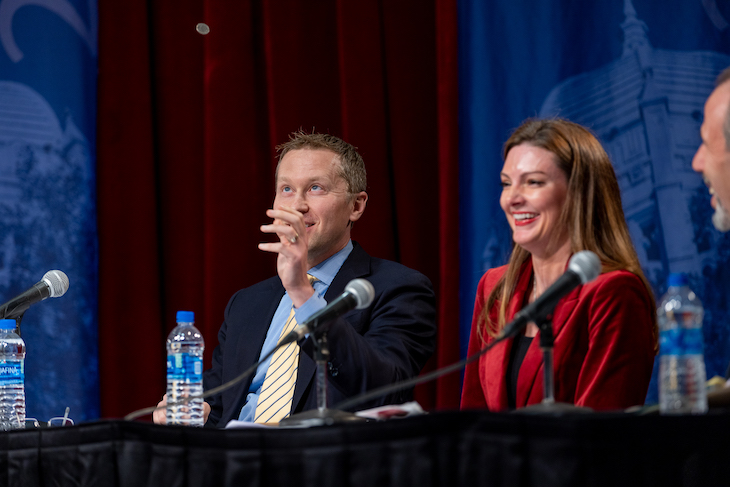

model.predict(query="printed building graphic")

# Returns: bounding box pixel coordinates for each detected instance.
[541,0,730,282]
[539,0,730,378]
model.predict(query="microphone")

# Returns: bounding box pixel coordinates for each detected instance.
[0,270,70,320]
[286,278,375,343]
[497,251,601,339]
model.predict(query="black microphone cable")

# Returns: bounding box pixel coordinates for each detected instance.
[125,327,508,422]
[124,342,281,422]
[126,322,515,421]
[124,311,363,421]
[124,278,375,422]
[123,330,318,422]
[333,333,508,412]
[334,252,602,412]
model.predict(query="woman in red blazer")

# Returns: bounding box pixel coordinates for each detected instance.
[461,119,657,412]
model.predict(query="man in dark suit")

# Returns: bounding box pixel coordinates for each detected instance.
[155,131,436,426]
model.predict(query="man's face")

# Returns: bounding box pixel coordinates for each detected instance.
[693,82,730,232]
[274,149,367,266]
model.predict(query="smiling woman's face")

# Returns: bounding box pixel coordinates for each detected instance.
[500,143,570,258]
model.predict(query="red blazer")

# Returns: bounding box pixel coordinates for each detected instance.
[461,260,656,411]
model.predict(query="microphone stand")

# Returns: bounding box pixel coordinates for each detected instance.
[279,331,365,427]
[2,313,24,337]
[516,314,591,414]
[14,315,23,337]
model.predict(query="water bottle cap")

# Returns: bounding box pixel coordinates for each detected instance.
[0,319,15,330]
[176,310,195,323]
[667,273,689,287]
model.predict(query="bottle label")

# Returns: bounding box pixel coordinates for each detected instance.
[167,353,203,382]
[0,360,24,385]
[659,328,704,355]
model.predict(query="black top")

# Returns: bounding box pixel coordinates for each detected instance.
[506,333,533,410]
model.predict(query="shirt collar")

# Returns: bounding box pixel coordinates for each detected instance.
[307,240,353,288]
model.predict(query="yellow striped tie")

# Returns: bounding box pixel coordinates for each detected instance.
[254,274,317,423]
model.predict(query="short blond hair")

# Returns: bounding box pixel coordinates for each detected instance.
[275,131,367,194]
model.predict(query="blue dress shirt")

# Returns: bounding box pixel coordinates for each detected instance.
[237,241,353,421]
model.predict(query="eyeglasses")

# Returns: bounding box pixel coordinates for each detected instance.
[25,407,74,428]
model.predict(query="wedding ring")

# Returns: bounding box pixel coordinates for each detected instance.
[288,233,299,244]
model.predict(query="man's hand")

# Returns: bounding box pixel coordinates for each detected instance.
[152,394,168,424]
[259,206,314,307]
[152,393,212,425]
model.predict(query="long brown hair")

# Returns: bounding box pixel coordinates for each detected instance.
[480,118,658,350]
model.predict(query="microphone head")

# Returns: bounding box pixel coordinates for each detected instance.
[42,270,70,298]
[345,278,375,309]
[568,251,601,284]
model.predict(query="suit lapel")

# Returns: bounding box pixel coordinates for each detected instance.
[515,261,582,407]
[550,289,580,339]
[484,338,510,410]
[325,242,371,301]
[516,336,543,407]
[485,261,533,410]
[227,278,284,421]
[292,242,371,410]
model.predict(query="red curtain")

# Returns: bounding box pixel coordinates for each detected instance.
[97,0,459,419]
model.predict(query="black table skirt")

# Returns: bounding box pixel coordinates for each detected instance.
[1,411,729,487]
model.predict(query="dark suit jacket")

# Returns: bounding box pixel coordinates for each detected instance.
[461,259,656,411]
[204,242,437,427]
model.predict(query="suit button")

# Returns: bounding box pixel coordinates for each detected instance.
[328,362,339,377]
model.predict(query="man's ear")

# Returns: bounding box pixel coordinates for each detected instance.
[349,191,368,223]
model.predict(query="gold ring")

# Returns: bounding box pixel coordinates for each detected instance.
[288,233,298,244]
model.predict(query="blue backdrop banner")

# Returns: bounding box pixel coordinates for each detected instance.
[459,0,730,403]
[0,0,98,421]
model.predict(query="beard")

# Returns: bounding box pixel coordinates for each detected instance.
[712,198,730,232]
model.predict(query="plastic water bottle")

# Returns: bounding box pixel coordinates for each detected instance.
[0,319,25,429]
[166,311,205,426]
[658,273,707,414]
